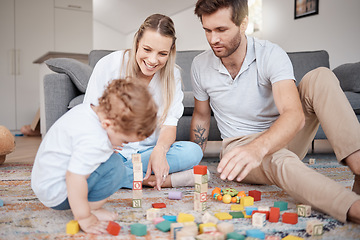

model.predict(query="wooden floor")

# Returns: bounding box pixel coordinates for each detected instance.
[3,136,334,165]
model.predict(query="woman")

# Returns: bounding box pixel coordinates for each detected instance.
[84,14,203,190]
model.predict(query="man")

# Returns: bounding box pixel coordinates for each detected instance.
[190,0,360,223]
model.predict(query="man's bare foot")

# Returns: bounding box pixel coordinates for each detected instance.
[143,175,172,188]
[91,208,118,221]
[353,175,360,194]
[347,200,360,224]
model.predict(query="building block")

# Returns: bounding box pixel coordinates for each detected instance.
[282,235,304,240]
[246,229,265,239]
[227,232,245,240]
[274,201,288,211]
[252,210,270,220]
[194,165,207,175]
[153,217,165,225]
[162,215,177,222]
[306,220,323,236]
[297,204,311,217]
[152,202,166,208]
[217,222,234,234]
[155,220,171,232]
[309,158,316,165]
[282,212,298,224]
[169,191,183,200]
[248,190,261,201]
[194,200,207,211]
[107,221,121,236]
[229,211,244,218]
[231,204,244,211]
[252,212,266,227]
[208,231,226,239]
[177,213,195,223]
[240,196,254,206]
[194,192,208,202]
[202,211,219,224]
[214,212,233,220]
[0,199,4,207]
[258,206,270,211]
[194,174,209,184]
[195,183,208,193]
[199,222,217,233]
[268,207,280,223]
[171,222,184,239]
[265,236,281,240]
[132,153,143,208]
[146,208,161,221]
[133,181,142,190]
[176,225,198,239]
[245,206,258,216]
[130,223,147,236]
[132,199,141,208]
[66,220,79,235]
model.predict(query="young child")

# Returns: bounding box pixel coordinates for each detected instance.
[31,78,158,234]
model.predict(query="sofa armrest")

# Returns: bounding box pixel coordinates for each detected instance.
[43,73,80,132]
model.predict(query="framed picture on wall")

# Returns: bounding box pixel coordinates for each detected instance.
[294,0,319,19]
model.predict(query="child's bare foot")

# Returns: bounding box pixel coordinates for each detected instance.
[91,208,118,221]
[353,175,360,194]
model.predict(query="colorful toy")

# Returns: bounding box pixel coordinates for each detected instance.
[106,221,121,236]
[155,220,171,232]
[214,212,233,220]
[66,220,79,235]
[168,191,183,200]
[249,190,261,201]
[194,165,208,211]
[306,220,323,236]
[274,201,288,211]
[269,207,280,223]
[132,154,142,208]
[0,125,15,165]
[282,212,298,224]
[130,223,147,236]
[297,204,311,217]
[177,213,195,223]
[152,202,166,208]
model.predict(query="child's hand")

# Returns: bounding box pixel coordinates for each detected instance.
[113,144,124,151]
[78,214,108,234]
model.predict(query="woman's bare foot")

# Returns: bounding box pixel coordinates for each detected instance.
[91,208,118,221]
[143,175,172,188]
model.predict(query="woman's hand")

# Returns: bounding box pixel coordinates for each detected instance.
[144,145,170,190]
[77,214,108,235]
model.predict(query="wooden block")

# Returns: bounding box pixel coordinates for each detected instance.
[130,223,147,236]
[230,204,244,211]
[194,200,207,211]
[170,222,184,239]
[66,220,79,235]
[146,208,161,221]
[162,215,177,222]
[306,220,323,236]
[199,222,217,233]
[107,221,121,236]
[252,210,270,220]
[229,211,244,218]
[155,220,171,232]
[282,235,304,240]
[153,217,165,225]
[216,222,234,234]
[194,192,207,202]
[177,213,195,223]
[202,211,219,224]
[152,202,166,208]
[133,170,143,181]
[131,153,141,163]
[132,199,142,208]
[195,182,208,193]
[176,225,198,239]
[194,165,207,175]
[226,232,245,240]
[282,212,298,224]
[194,174,208,184]
[265,236,281,240]
[169,191,183,200]
[214,212,233,220]
[309,158,316,165]
[297,204,311,217]
[274,201,288,211]
[133,181,142,190]
[245,206,258,216]
[246,229,265,239]
[132,189,143,199]
[240,196,254,206]
[252,212,266,227]
[248,190,261,201]
[133,162,143,173]
[268,207,280,223]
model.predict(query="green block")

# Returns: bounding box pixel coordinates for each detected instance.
[229,211,244,218]
[274,201,288,211]
[130,223,147,236]
[226,232,245,240]
[155,220,171,232]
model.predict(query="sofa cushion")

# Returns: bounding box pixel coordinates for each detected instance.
[287,50,329,84]
[68,94,85,109]
[45,58,92,93]
[344,91,360,114]
[88,50,114,68]
[333,62,360,93]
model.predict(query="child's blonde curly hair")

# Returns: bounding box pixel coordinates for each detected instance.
[98,78,158,139]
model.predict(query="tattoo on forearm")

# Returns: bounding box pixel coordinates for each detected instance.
[193,125,208,150]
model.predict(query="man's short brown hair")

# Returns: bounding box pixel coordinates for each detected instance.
[98,78,158,139]
[195,0,248,26]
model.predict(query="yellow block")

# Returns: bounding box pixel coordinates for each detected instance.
[199,222,217,234]
[214,212,233,220]
[230,204,244,211]
[282,235,304,240]
[177,213,195,223]
[66,220,80,235]
[240,196,254,206]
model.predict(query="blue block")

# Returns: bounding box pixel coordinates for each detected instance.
[246,229,265,239]
[130,223,147,236]
[155,220,171,232]
[274,201,288,211]
[162,215,177,222]
[245,206,258,215]
[0,199,3,207]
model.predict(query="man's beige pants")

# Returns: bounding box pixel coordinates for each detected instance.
[221,67,360,222]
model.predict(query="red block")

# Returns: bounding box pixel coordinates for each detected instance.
[133,181,142,190]
[152,203,166,208]
[252,210,270,220]
[248,190,261,201]
[194,165,207,175]
[268,207,280,223]
[282,212,298,224]
[107,221,121,236]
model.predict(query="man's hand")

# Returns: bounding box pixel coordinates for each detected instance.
[217,143,264,182]
[144,145,170,190]
[77,214,108,234]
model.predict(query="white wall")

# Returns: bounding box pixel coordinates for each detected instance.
[93,21,126,50]
[94,0,360,68]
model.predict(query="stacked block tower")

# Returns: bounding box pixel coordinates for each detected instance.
[194,165,208,211]
[132,153,143,208]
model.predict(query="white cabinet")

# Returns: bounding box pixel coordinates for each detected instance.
[54,0,93,53]
[0,0,54,131]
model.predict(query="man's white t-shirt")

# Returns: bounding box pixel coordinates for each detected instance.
[83,50,184,160]
[191,36,295,139]
[31,103,114,207]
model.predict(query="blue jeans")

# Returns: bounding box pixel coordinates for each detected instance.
[51,153,133,210]
[121,141,203,189]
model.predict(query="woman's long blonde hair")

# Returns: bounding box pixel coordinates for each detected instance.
[123,14,177,125]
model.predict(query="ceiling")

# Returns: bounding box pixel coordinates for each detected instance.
[93,0,197,35]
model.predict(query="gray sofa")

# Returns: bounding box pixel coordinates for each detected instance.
[43,50,360,148]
